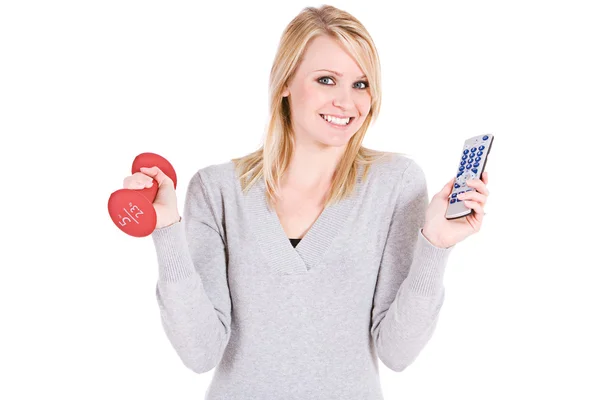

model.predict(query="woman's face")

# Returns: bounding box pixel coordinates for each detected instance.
[282,35,371,150]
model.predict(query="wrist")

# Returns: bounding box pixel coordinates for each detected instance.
[421,227,447,248]
[158,216,181,229]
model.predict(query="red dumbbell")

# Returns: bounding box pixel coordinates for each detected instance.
[108,152,177,237]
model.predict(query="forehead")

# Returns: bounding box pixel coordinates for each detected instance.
[299,35,364,76]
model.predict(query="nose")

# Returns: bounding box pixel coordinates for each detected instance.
[332,86,353,111]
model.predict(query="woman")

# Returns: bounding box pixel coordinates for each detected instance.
[128,4,489,399]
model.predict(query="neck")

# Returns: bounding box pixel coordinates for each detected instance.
[282,143,346,190]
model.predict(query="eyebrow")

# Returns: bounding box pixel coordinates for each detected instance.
[314,69,367,80]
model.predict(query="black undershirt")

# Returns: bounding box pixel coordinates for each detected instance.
[289,238,301,248]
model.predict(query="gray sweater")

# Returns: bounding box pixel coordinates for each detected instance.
[151,153,455,399]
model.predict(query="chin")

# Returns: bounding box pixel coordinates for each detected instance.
[314,131,356,149]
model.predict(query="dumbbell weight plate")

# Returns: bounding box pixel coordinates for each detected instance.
[132,152,177,189]
[108,186,158,237]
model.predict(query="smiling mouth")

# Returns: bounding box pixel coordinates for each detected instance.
[319,114,355,126]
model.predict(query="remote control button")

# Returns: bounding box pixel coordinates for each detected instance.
[462,154,467,160]
[471,147,476,152]
[477,151,483,156]
[474,162,480,167]
[466,164,472,169]
[463,150,469,154]
[450,198,456,203]
[460,160,466,166]
[472,168,478,173]
[479,145,485,150]
[483,135,489,140]
[454,183,460,188]
[476,156,481,162]
[459,166,465,171]
[452,193,457,198]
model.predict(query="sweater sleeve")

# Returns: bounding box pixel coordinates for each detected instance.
[370,159,455,372]
[150,170,231,374]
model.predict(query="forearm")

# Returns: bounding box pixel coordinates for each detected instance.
[374,230,451,371]
[152,221,230,373]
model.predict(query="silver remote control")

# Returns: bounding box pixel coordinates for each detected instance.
[445,134,494,219]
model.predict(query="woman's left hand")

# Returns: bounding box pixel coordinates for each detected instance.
[422,171,489,248]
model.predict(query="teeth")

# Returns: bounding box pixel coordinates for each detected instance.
[321,114,351,125]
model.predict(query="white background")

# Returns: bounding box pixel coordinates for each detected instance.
[1,0,599,399]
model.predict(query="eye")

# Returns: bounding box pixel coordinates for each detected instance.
[317,76,370,90]
[318,77,335,85]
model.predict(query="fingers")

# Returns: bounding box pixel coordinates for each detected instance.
[123,172,154,189]
[440,173,489,201]
[457,190,487,206]
[462,199,484,217]
[140,166,173,187]
[481,171,488,184]
[461,173,488,217]
[438,176,455,198]
[466,177,489,196]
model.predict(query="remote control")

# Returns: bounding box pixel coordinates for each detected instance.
[445,134,494,219]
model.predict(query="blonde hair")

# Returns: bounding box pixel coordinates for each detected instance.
[231,4,397,209]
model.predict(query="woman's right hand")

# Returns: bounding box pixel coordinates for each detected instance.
[122,166,181,229]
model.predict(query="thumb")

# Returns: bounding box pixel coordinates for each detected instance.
[140,166,173,188]
[440,176,455,197]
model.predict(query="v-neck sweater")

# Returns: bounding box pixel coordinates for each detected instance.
[151,153,455,400]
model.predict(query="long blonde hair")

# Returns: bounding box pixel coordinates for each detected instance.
[232,4,396,209]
